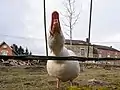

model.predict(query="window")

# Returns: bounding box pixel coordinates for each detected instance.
[2,45,7,49]
[81,49,85,56]
[99,51,102,58]
[99,54,102,58]
[107,53,110,57]
[115,52,118,58]
[1,50,8,55]
[115,55,117,58]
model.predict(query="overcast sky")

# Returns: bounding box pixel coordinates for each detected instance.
[0,0,120,55]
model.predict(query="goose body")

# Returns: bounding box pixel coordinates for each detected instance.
[47,47,80,82]
[46,11,80,88]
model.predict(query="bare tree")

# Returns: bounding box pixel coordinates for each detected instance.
[62,0,81,45]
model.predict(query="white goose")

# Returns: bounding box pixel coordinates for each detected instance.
[47,11,80,88]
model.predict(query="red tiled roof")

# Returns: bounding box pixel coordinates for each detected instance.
[93,44,119,52]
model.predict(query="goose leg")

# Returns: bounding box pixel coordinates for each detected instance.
[56,78,60,89]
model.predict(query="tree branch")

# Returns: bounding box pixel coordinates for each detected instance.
[61,0,81,42]
[72,12,80,26]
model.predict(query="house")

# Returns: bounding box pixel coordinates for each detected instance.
[65,39,120,58]
[65,39,94,57]
[93,45,120,58]
[0,42,17,56]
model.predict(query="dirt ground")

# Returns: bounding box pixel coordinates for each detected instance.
[0,65,120,90]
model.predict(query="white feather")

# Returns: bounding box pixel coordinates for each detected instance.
[47,47,80,82]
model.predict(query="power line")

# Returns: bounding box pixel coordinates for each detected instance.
[0,34,43,40]
[91,42,120,43]
[0,34,120,43]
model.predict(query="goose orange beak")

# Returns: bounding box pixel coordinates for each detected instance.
[50,19,60,35]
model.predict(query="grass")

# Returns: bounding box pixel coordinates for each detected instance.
[0,65,120,90]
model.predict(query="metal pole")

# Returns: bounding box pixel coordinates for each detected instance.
[87,0,93,58]
[43,0,48,56]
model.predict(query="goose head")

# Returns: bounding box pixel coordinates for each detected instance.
[48,11,65,55]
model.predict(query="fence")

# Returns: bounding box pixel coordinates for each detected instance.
[1,55,120,67]
[0,55,120,61]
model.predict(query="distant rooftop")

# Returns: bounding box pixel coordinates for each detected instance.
[65,39,87,45]
[65,39,120,52]
[93,44,119,52]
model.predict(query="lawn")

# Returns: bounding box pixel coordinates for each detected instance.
[0,65,120,90]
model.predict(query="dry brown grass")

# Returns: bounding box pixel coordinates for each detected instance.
[0,65,120,90]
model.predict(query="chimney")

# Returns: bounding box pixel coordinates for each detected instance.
[86,38,89,43]
[110,46,112,48]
